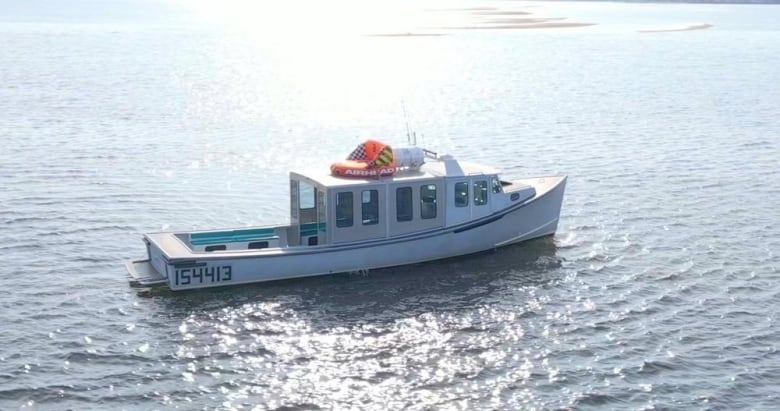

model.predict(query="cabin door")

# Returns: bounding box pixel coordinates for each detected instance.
[446,180,471,227]
[298,182,320,245]
[291,179,321,246]
[469,177,492,220]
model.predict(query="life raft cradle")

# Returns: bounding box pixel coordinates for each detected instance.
[330,139,436,178]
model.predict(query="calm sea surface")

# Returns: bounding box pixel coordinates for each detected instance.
[1,1,779,409]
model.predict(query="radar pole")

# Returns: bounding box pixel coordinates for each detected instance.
[402,101,417,146]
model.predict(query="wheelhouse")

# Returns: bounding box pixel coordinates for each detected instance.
[286,155,529,247]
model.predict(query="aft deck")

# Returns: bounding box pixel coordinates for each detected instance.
[145,232,193,260]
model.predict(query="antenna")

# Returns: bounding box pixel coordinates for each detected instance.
[402,101,417,146]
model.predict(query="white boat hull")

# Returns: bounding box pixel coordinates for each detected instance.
[127,176,566,291]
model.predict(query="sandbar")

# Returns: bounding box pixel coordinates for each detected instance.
[366,33,447,37]
[638,23,714,33]
[470,11,533,16]
[440,22,596,30]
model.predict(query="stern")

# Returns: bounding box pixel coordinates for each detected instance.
[126,259,168,286]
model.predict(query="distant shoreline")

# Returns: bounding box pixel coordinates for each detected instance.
[536,0,780,4]
[532,0,780,6]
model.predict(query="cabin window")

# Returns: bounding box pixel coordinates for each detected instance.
[205,245,226,252]
[299,181,316,210]
[336,192,353,227]
[362,189,379,225]
[396,187,413,222]
[248,241,269,249]
[420,184,437,219]
[492,177,502,194]
[474,180,488,206]
[454,182,469,207]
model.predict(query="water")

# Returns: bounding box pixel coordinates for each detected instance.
[2,1,780,409]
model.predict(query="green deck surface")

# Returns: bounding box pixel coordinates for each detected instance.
[190,228,278,246]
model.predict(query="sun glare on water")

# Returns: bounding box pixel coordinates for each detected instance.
[179,0,425,40]
[173,0,454,127]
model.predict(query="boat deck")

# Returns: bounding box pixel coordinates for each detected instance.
[146,232,192,260]
[512,176,563,195]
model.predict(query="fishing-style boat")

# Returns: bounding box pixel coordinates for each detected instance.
[126,140,567,290]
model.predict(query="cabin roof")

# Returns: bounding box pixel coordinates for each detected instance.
[291,157,501,188]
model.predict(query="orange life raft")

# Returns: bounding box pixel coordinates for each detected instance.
[331,139,397,178]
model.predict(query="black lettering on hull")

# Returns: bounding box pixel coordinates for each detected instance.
[174,265,233,286]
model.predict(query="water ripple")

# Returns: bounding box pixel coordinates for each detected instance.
[2,4,780,410]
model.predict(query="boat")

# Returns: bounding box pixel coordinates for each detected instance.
[125,140,567,291]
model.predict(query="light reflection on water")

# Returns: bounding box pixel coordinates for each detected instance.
[153,239,565,409]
